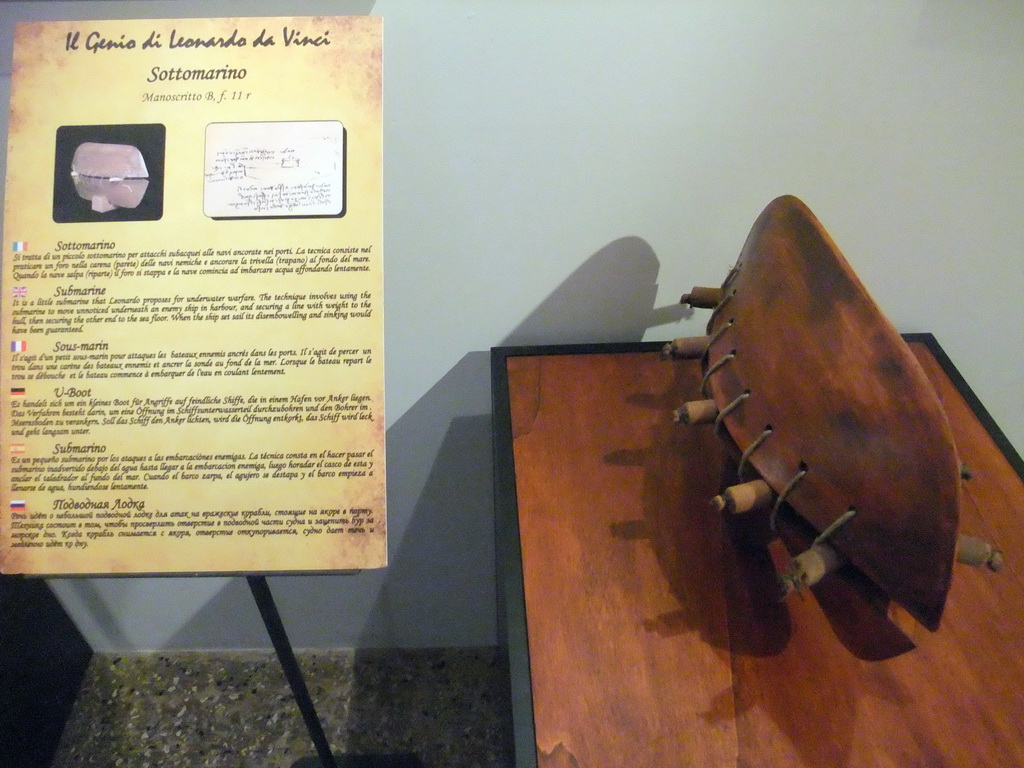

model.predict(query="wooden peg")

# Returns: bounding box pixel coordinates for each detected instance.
[780,541,845,598]
[710,479,774,514]
[673,399,718,425]
[662,335,710,359]
[956,534,1003,572]
[680,286,724,309]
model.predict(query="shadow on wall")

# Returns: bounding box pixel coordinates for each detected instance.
[499,236,688,346]
[355,235,687,646]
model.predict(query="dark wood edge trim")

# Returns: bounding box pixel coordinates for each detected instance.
[491,347,540,768]
[493,340,668,359]
[902,333,1024,480]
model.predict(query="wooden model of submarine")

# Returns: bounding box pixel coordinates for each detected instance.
[665,195,1002,661]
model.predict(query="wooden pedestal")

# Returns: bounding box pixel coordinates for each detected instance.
[492,335,1024,768]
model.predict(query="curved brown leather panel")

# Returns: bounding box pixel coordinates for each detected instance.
[704,196,960,630]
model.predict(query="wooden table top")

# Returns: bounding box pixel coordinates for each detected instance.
[492,336,1024,768]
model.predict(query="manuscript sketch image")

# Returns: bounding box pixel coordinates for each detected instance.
[203,121,346,219]
[52,123,166,223]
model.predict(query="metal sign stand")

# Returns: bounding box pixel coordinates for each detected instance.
[247,575,340,768]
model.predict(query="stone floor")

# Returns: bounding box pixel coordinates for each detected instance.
[50,648,515,768]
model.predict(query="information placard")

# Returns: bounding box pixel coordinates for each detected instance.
[1,17,385,574]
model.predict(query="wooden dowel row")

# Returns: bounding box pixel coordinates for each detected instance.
[680,286,723,309]
[774,528,1002,603]
[662,335,710,360]
[780,541,846,598]
[956,535,1003,572]
[673,399,718,425]
[710,479,773,514]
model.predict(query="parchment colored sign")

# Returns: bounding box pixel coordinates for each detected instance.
[1,17,385,575]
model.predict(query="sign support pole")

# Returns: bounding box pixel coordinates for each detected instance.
[247,575,340,768]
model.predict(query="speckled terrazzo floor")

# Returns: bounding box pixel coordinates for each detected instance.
[50,648,515,768]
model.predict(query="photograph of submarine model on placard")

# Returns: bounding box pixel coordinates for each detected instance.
[664,195,1002,661]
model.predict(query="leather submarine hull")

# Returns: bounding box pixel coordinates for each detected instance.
[672,195,965,659]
